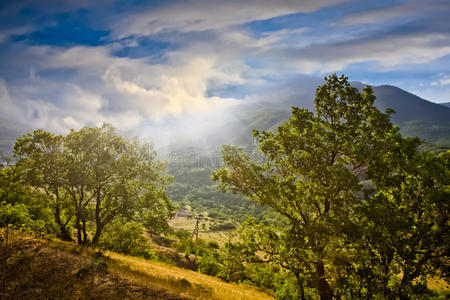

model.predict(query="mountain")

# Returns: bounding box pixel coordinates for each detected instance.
[440,102,450,108]
[1,82,449,158]
[0,117,33,160]
[353,84,449,147]
[163,82,450,223]
[182,82,450,150]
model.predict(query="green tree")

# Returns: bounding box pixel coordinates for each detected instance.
[358,148,449,299]
[98,219,151,256]
[0,167,55,235]
[212,74,402,299]
[13,130,74,241]
[13,124,175,245]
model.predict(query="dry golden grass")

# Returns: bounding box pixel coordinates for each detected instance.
[1,233,190,299]
[106,251,273,300]
[1,232,272,300]
[169,216,235,245]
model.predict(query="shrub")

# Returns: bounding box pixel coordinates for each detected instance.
[210,222,236,231]
[197,250,221,276]
[98,220,154,258]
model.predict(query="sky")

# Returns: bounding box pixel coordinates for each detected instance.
[0,0,449,139]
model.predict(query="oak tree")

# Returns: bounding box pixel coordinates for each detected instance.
[13,124,175,245]
[212,74,402,299]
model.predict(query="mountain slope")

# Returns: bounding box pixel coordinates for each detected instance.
[359,84,450,146]
[0,117,32,159]
[195,83,450,150]
[0,82,449,156]
[369,85,450,124]
[221,83,450,148]
[1,232,272,300]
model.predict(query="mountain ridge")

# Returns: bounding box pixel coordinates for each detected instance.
[1,83,449,157]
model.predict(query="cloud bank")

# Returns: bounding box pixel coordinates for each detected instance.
[0,0,449,137]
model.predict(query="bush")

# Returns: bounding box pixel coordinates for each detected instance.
[207,241,220,249]
[197,250,221,276]
[210,222,236,231]
[274,276,300,300]
[99,220,155,258]
[247,264,280,290]
[0,202,48,234]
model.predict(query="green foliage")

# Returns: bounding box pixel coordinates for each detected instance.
[166,163,277,224]
[197,249,221,276]
[172,229,195,254]
[12,124,175,245]
[355,149,450,298]
[217,241,247,283]
[141,195,176,235]
[274,276,301,300]
[0,167,56,235]
[210,222,236,231]
[0,202,34,229]
[207,240,219,249]
[98,220,157,259]
[212,74,450,299]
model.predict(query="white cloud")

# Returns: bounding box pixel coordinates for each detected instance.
[341,0,449,25]
[102,56,240,121]
[265,32,450,73]
[0,26,34,43]
[1,39,246,133]
[431,74,450,86]
[17,82,145,133]
[112,0,345,37]
[2,0,449,137]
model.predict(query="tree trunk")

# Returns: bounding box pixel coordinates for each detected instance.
[82,220,88,243]
[92,189,102,246]
[315,261,333,300]
[398,274,411,300]
[54,204,73,242]
[92,224,102,246]
[295,272,306,300]
[381,251,393,300]
[75,215,82,244]
[300,284,305,300]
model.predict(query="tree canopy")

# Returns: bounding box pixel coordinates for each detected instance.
[212,74,449,299]
[12,123,175,245]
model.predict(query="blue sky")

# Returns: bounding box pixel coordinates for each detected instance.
[0,0,449,135]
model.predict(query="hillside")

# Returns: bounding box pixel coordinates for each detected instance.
[0,83,448,157]
[161,82,450,153]
[369,85,450,146]
[274,82,450,147]
[1,231,272,300]
[163,83,450,222]
[0,117,32,160]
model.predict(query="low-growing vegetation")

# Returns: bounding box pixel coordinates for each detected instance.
[0,229,272,299]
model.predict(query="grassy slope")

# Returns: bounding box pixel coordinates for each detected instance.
[169,216,233,245]
[0,232,272,300]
